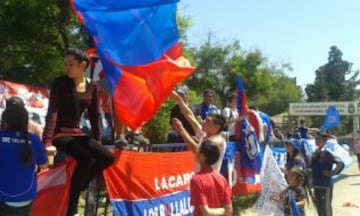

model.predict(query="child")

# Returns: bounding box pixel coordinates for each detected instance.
[284,139,306,173]
[190,140,232,216]
[281,168,314,216]
[0,97,48,216]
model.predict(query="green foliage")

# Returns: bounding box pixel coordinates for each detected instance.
[232,192,261,215]
[186,34,302,115]
[305,46,360,102]
[256,72,303,115]
[0,0,84,86]
[142,99,175,144]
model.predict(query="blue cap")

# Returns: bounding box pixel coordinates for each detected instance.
[285,139,302,152]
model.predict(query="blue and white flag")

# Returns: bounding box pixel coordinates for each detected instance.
[320,106,341,132]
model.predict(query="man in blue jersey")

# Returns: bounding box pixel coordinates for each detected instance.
[194,89,220,121]
[311,131,344,216]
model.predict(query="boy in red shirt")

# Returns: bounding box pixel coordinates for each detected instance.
[191,140,233,216]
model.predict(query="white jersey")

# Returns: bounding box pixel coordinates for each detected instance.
[195,126,226,172]
[222,107,239,136]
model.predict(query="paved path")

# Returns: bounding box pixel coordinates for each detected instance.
[328,162,360,216]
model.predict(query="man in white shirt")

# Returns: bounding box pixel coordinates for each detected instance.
[171,91,226,172]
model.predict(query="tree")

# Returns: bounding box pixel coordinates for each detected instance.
[305,46,360,102]
[186,34,302,115]
[305,46,360,135]
[0,0,84,86]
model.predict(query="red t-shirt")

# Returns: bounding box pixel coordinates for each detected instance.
[190,167,232,216]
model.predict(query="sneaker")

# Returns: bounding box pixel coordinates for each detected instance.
[114,135,128,149]
[133,134,149,145]
[114,134,129,145]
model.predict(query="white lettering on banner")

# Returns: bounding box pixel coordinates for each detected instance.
[1,137,31,144]
[289,102,358,116]
[143,197,193,216]
[154,172,194,191]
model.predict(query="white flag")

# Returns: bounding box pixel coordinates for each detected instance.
[252,146,287,215]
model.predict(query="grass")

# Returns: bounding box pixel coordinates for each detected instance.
[232,192,261,215]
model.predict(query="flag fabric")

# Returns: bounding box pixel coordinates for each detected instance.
[271,147,287,170]
[236,77,247,115]
[247,109,265,142]
[31,159,76,216]
[238,118,262,184]
[111,56,194,128]
[71,0,179,66]
[258,111,272,143]
[320,106,341,132]
[234,76,264,142]
[289,192,302,216]
[71,0,195,129]
[252,146,287,215]
[233,76,262,184]
[221,142,262,196]
[103,150,194,216]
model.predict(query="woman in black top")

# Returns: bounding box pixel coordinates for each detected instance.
[43,48,115,216]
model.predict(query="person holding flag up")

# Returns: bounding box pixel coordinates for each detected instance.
[171,91,227,172]
[234,77,263,183]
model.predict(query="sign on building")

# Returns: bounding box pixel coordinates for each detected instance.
[289,102,358,116]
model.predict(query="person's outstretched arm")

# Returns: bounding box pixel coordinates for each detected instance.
[171,118,198,154]
[171,91,201,133]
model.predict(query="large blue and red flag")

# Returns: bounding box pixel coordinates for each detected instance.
[71,0,195,129]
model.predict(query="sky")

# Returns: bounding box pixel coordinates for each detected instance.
[179,0,360,89]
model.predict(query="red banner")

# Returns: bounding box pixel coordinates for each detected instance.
[31,159,76,216]
[103,150,195,215]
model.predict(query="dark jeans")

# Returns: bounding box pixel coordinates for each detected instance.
[0,202,32,216]
[314,186,333,216]
[53,136,115,216]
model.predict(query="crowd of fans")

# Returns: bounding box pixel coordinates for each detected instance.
[0,48,351,216]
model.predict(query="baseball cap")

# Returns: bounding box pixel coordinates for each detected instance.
[176,85,189,94]
[6,96,25,108]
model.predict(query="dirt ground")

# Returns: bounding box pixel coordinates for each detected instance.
[243,160,360,216]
